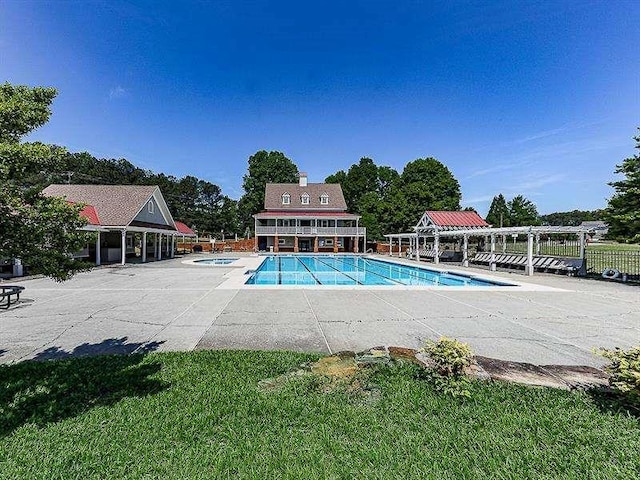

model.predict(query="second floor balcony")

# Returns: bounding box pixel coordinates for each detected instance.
[255,226,366,236]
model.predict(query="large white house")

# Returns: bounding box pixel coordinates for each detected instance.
[253,173,366,253]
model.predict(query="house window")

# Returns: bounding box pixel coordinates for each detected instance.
[320,193,329,205]
[301,193,310,205]
[147,200,154,214]
[282,193,290,205]
[325,238,334,246]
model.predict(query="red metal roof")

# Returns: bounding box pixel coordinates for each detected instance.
[255,210,359,218]
[77,204,101,225]
[175,221,196,235]
[425,211,489,228]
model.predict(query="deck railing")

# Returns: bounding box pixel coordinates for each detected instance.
[255,226,366,236]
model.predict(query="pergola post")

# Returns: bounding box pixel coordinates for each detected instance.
[120,230,127,266]
[154,234,159,260]
[525,230,534,276]
[502,234,507,253]
[490,234,496,271]
[416,235,420,262]
[171,235,175,258]
[463,234,469,267]
[434,232,440,264]
[95,232,101,266]
[142,232,147,263]
[535,233,541,256]
[398,236,402,258]
[579,232,586,259]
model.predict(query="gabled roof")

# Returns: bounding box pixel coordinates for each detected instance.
[175,221,196,235]
[264,183,347,211]
[415,210,489,231]
[42,184,175,228]
[426,211,489,228]
[78,204,101,225]
[254,210,359,218]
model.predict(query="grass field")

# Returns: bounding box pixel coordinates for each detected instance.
[1,350,638,479]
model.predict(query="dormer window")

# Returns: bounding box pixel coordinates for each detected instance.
[147,200,154,214]
[282,193,291,205]
[320,193,329,205]
[301,192,310,205]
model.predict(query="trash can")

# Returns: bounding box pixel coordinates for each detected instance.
[13,258,23,277]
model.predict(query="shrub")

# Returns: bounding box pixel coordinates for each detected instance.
[421,337,473,398]
[597,345,640,404]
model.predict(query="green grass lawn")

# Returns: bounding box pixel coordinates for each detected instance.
[1,350,639,479]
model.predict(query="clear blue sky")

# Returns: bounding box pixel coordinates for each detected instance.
[2,0,639,215]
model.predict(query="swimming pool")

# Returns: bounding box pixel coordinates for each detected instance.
[194,258,239,265]
[245,255,513,286]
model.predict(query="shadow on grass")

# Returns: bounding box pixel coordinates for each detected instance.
[0,338,168,437]
[587,386,640,420]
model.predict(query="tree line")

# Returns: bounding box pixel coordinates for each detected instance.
[2,81,638,281]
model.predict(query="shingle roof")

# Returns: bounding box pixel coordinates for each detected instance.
[43,184,160,227]
[264,183,347,211]
[254,211,359,218]
[425,211,489,228]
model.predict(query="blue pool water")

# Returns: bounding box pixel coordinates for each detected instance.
[246,255,512,287]
[194,258,239,265]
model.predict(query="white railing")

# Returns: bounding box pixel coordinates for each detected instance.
[255,226,366,236]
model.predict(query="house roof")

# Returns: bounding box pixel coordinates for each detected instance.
[78,204,101,225]
[254,210,359,219]
[579,221,607,228]
[264,183,347,211]
[175,221,196,235]
[424,211,489,228]
[42,184,171,228]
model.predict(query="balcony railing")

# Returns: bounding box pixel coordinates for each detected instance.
[255,226,366,236]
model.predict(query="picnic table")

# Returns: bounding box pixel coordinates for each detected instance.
[0,285,25,309]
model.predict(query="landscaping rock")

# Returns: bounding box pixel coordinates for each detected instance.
[355,347,391,367]
[465,359,491,382]
[540,364,609,390]
[311,355,359,378]
[475,356,570,390]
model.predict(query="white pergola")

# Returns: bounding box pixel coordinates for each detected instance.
[385,225,596,276]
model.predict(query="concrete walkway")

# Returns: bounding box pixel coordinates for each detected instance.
[1,255,638,367]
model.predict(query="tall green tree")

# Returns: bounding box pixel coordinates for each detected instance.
[508,195,540,226]
[603,130,640,242]
[238,150,298,230]
[0,83,89,281]
[389,157,461,232]
[485,194,510,227]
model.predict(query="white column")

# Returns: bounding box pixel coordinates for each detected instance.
[463,234,469,267]
[490,234,496,271]
[502,234,507,253]
[416,235,420,262]
[525,230,534,276]
[579,232,586,259]
[434,232,440,264]
[154,234,159,260]
[398,237,402,258]
[171,235,175,258]
[166,234,170,258]
[120,230,126,266]
[535,233,541,255]
[95,232,101,266]
[142,232,147,263]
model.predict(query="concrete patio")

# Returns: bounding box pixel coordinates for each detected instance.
[1,254,638,367]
